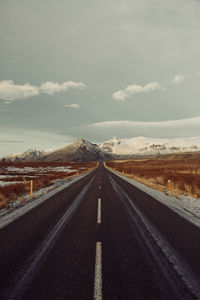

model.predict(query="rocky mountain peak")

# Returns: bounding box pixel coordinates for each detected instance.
[69,138,96,150]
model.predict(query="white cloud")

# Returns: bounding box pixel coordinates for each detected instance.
[113,71,200,101]
[62,103,80,109]
[0,80,86,101]
[40,81,86,95]
[112,81,165,100]
[0,80,40,100]
[172,72,200,84]
[172,74,185,84]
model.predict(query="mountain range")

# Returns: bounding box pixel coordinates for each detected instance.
[1,136,200,162]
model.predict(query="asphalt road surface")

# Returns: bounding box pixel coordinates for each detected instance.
[0,162,200,300]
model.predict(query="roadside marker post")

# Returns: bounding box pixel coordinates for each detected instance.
[23,177,27,185]
[168,179,173,195]
[30,180,33,199]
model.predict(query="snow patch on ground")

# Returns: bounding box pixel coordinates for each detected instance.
[0,166,78,186]
[110,170,200,227]
[0,172,91,229]
[0,180,23,186]
[5,166,75,173]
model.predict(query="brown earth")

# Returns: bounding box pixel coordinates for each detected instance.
[0,161,97,209]
[106,158,200,199]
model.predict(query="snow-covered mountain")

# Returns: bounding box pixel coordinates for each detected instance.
[2,136,200,162]
[1,149,47,162]
[41,138,112,162]
[99,136,200,155]
[1,139,112,162]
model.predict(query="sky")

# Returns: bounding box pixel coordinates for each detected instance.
[1,0,200,156]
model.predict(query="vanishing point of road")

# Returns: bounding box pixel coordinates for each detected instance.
[0,162,200,300]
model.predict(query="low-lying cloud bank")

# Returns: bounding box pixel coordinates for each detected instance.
[82,116,200,139]
[0,128,74,156]
[0,80,86,101]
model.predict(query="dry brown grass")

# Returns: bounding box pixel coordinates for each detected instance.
[106,158,200,198]
[0,161,98,209]
[0,192,9,210]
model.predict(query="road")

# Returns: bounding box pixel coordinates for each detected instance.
[0,162,200,300]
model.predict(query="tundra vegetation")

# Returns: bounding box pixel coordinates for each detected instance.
[106,159,200,199]
[0,161,97,210]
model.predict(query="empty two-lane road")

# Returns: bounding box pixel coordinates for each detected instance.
[0,162,200,300]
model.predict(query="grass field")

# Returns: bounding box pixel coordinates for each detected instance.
[0,161,97,209]
[106,158,200,199]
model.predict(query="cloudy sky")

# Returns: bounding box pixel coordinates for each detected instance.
[1,0,200,155]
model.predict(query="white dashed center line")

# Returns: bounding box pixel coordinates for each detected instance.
[99,186,101,190]
[94,242,102,300]
[97,198,101,224]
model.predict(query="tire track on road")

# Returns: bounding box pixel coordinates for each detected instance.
[109,174,200,299]
[7,176,95,300]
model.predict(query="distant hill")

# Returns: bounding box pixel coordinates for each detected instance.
[1,149,46,162]
[156,151,200,160]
